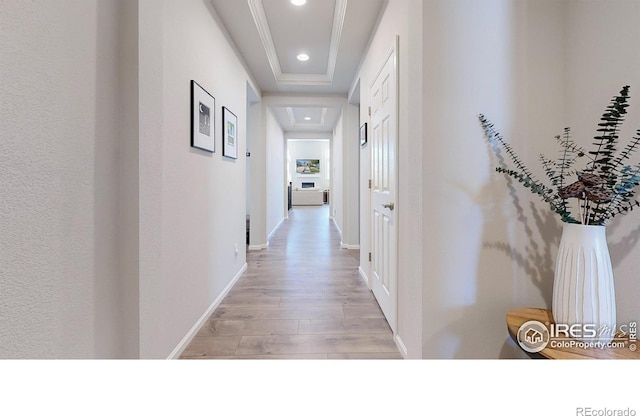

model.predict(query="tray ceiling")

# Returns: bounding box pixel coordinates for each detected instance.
[210,0,386,132]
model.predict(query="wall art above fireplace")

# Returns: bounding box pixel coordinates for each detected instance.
[296,159,320,174]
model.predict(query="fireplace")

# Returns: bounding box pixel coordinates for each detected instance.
[301,182,315,188]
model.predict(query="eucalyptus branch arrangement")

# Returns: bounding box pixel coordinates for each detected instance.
[480,85,640,226]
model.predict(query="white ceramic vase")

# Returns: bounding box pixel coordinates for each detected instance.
[552,223,616,342]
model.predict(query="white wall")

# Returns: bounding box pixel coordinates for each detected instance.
[107,0,140,359]
[564,0,640,328]
[249,102,266,248]
[344,104,361,248]
[288,140,330,190]
[0,0,137,358]
[331,105,361,248]
[420,0,568,358]
[138,0,252,358]
[332,117,345,231]
[1,0,255,358]
[265,108,286,237]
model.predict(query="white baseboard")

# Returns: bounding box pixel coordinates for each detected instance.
[358,266,370,288]
[167,263,248,359]
[331,218,343,239]
[394,334,408,359]
[248,242,268,251]
[340,243,360,250]
[248,217,286,251]
[267,217,285,240]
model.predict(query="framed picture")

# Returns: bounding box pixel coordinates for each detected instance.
[360,122,367,146]
[296,159,320,174]
[191,80,215,153]
[222,106,238,159]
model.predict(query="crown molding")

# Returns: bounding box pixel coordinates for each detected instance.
[327,0,347,82]
[248,0,348,87]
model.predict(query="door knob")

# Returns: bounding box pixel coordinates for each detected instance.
[381,202,395,210]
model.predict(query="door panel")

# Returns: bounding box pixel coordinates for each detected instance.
[369,40,397,333]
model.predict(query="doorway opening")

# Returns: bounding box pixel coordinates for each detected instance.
[287,138,331,218]
[246,83,260,248]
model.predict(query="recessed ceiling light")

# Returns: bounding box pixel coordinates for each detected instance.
[304,117,311,121]
[291,0,307,5]
[297,53,310,62]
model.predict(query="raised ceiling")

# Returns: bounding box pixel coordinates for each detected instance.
[210,0,387,133]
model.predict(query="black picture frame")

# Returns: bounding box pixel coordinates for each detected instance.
[360,122,367,146]
[191,80,215,153]
[222,106,238,159]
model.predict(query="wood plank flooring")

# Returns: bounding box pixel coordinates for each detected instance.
[180,205,402,359]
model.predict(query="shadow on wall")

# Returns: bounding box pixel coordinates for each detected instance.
[608,220,640,267]
[420,146,563,359]
[481,122,561,304]
[483,200,560,308]
[477,127,561,359]
[421,121,564,359]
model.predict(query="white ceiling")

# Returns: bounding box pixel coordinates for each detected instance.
[210,0,387,133]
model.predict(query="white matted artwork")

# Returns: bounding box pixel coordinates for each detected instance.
[222,106,238,159]
[190,80,215,152]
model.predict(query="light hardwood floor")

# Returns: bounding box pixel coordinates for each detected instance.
[180,205,402,359]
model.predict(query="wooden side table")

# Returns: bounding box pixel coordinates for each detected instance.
[506,308,639,359]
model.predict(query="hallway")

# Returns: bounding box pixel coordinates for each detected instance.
[180,206,401,359]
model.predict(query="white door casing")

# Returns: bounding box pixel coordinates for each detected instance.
[369,38,398,333]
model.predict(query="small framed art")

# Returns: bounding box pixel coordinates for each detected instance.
[222,106,238,159]
[360,122,367,146]
[191,80,215,152]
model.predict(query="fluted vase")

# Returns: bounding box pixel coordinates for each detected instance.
[552,223,616,342]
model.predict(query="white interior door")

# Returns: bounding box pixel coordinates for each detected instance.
[369,40,397,333]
